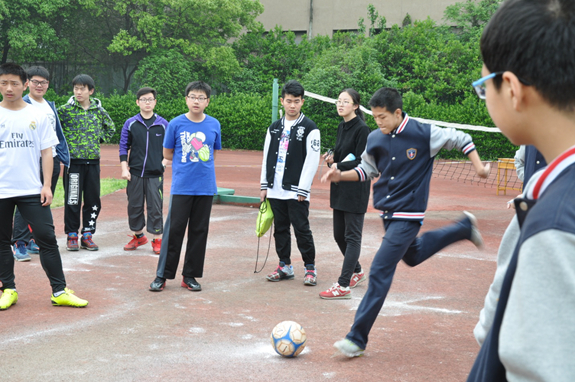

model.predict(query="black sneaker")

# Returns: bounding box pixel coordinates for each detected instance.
[149,277,166,292]
[181,277,201,291]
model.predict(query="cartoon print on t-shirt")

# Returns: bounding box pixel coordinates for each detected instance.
[180,131,210,163]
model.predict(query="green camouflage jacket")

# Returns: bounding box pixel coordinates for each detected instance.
[58,96,116,160]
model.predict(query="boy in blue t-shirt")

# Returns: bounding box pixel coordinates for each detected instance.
[149,81,221,292]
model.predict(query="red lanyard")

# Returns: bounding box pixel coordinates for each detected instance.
[530,146,575,200]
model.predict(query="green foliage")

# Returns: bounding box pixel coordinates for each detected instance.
[134,49,195,100]
[402,13,412,27]
[7,0,518,160]
[444,0,501,29]
[0,0,75,63]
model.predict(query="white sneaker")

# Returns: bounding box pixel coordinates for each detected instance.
[334,338,364,357]
[463,211,483,249]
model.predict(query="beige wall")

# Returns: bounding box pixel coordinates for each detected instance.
[258,0,461,37]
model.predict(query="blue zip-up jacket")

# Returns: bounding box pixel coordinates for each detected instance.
[23,94,70,167]
[119,113,169,178]
[355,113,476,221]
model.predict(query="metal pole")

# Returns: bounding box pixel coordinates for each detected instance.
[272,78,279,122]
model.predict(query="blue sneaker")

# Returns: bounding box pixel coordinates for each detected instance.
[27,239,40,254]
[13,241,31,262]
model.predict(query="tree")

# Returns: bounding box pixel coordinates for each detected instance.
[444,0,501,30]
[0,0,76,64]
[102,0,264,92]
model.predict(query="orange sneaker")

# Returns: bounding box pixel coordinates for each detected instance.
[151,238,161,254]
[124,234,148,251]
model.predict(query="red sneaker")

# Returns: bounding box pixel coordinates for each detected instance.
[349,270,366,288]
[151,238,161,254]
[319,283,350,299]
[66,233,79,251]
[124,234,148,251]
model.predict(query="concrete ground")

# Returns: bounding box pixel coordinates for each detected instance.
[0,145,516,382]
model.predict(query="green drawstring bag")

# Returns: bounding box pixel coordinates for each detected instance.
[255,199,274,237]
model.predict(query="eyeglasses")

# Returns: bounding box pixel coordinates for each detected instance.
[30,79,49,86]
[336,100,352,106]
[472,72,503,99]
[472,71,532,99]
[139,98,156,103]
[187,96,207,102]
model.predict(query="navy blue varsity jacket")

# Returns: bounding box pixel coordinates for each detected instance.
[354,113,476,221]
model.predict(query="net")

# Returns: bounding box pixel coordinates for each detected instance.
[304,90,523,193]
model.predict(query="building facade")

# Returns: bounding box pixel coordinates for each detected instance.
[257,0,462,37]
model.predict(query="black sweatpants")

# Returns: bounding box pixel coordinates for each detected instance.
[268,198,316,266]
[0,195,66,293]
[63,162,101,234]
[155,195,213,280]
[12,157,61,243]
[333,209,364,287]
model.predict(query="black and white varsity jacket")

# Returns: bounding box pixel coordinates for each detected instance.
[260,113,321,199]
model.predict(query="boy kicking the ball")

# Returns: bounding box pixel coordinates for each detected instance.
[322,87,490,357]
[149,81,221,293]
[468,0,575,380]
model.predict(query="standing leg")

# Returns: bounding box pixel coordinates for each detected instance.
[17,196,66,294]
[346,220,421,350]
[337,211,365,288]
[126,174,146,233]
[288,199,315,266]
[0,199,17,290]
[63,163,83,235]
[333,209,347,257]
[268,198,292,265]
[182,195,213,278]
[145,176,164,236]
[12,209,31,244]
[156,195,192,280]
[81,163,101,234]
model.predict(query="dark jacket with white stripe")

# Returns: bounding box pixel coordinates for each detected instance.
[119,113,169,178]
[260,114,321,199]
[355,113,476,221]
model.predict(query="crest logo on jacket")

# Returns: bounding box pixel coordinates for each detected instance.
[406,148,417,160]
[296,126,305,141]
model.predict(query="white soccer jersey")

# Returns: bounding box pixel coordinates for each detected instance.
[0,104,58,198]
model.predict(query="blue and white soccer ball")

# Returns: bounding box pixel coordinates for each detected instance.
[270,321,307,357]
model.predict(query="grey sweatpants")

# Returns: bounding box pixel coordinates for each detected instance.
[126,174,164,235]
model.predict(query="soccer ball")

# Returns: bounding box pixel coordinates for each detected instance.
[270,321,307,357]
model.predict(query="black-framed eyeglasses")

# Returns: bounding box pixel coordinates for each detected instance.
[139,98,156,103]
[187,96,207,102]
[30,79,49,86]
[472,71,531,99]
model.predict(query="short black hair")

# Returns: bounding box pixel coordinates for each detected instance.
[281,80,304,98]
[72,74,95,91]
[184,81,211,98]
[26,66,50,81]
[137,87,157,100]
[369,87,403,113]
[481,0,575,112]
[0,63,27,84]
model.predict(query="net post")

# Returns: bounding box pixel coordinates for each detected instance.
[272,78,279,122]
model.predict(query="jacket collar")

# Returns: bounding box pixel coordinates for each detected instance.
[394,112,409,134]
